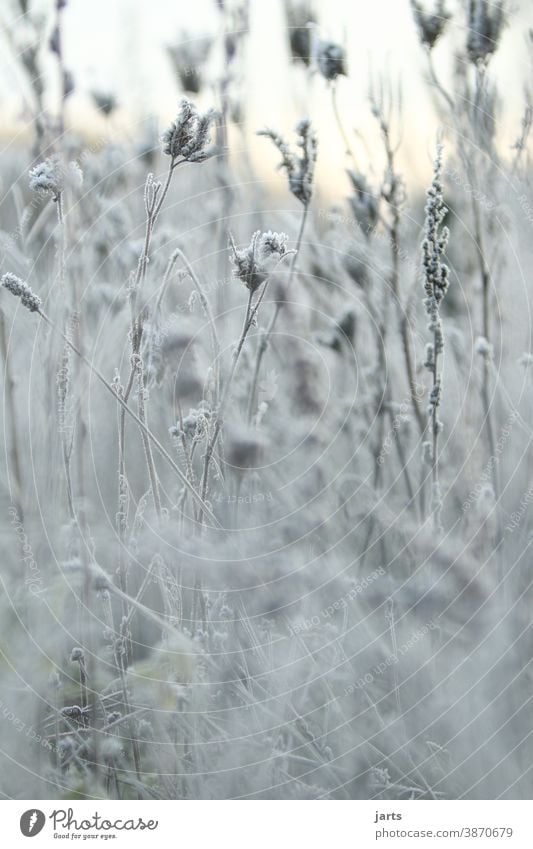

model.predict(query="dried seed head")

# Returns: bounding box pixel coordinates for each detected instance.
[1,273,42,313]
[70,647,85,663]
[29,155,82,199]
[422,144,449,325]
[258,119,317,205]
[410,0,450,49]
[347,170,380,232]
[315,39,347,81]
[229,230,290,292]
[162,98,217,162]
[467,0,506,64]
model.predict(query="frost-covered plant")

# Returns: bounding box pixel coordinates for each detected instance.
[230,230,290,291]
[315,38,347,81]
[422,142,450,530]
[1,272,42,313]
[347,170,380,233]
[467,0,506,64]
[257,119,317,206]
[410,0,451,49]
[29,155,82,201]
[162,98,217,162]
[283,0,317,66]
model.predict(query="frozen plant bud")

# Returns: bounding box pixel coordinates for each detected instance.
[229,230,290,292]
[315,39,347,81]
[1,273,42,313]
[410,0,450,49]
[258,119,318,206]
[162,98,217,162]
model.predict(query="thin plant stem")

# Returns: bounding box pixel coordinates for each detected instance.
[36,308,221,528]
[331,81,358,165]
[247,206,308,423]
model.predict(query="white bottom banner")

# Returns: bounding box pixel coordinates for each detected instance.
[2,800,532,848]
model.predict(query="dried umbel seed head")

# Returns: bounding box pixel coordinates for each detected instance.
[162,98,217,162]
[258,119,318,206]
[1,273,42,313]
[410,0,450,49]
[229,230,290,292]
[315,39,347,81]
[467,0,506,64]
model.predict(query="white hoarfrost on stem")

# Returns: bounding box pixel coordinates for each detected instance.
[422,142,449,531]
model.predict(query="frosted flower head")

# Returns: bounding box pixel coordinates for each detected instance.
[29,156,64,199]
[315,39,347,81]
[1,273,42,313]
[162,98,217,162]
[410,1,450,49]
[29,155,82,200]
[230,230,289,292]
[258,119,317,205]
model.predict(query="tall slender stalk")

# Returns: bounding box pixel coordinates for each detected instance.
[421,142,450,531]
[247,205,308,423]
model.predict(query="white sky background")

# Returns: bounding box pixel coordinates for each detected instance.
[1,0,532,187]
